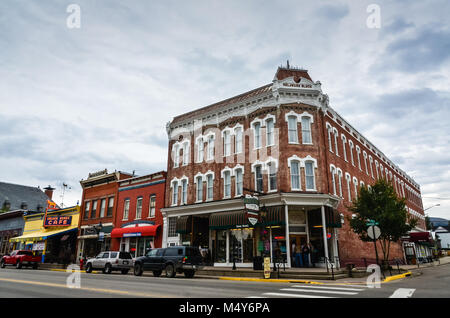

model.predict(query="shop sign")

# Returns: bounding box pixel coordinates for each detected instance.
[247,211,259,226]
[98,232,104,242]
[44,216,72,227]
[84,227,97,235]
[32,242,45,251]
[123,232,142,238]
[244,195,259,212]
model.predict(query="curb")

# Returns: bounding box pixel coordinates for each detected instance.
[49,268,101,274]
[219,277,324,284]
[383,271,412,282]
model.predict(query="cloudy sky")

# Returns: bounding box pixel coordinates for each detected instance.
[1,0,449,219]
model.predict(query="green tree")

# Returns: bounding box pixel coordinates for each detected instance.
[348,179,418,267]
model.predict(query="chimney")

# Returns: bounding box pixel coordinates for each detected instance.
[44,185,55,200]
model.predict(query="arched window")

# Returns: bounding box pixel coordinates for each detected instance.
[369,155,374,178]
[196,136,204,163]
[304,159,317,191]
[222,169,232,198]
[266,118,275,147]
[195,174,203,202]
[345,173,352,202]
[267,161,277,192]
[326,123,333,152]
[289,160,301,190]
[363,151,368,175]
[171,179,179,206]
[235,126,243,154]
[234,167,244,197]
[330,165,337,196]
[353,177,359,198]
[337,168,343,198]
[205,172,214,201]
[253,121,262,149]
[223,130,231,157]
[206,134,215,161]
[341,134,348,162]
[348,140,355,166]
[333,128,339,156]
[356,146,362,171]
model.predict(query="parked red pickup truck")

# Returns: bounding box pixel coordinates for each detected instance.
[1,250,41,269]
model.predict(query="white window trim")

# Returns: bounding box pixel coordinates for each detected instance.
[300,112,314,145]
[286,111,299,144]
[333,128,339,156]
[345,173,352,202]
[341,134,348,162]
[356,145,362,171]
[264,114,276,147]
[363,151,368,175]
[135,197,143,220]
[170,178,180,206]
[348,140,355,166]
[221,167,233,199]
[196,135,205,163]
[194,172,205,203]
[330,165,337,196]
[233,124,244,154]
[337,168,343,198]
[233,165,244,198]
[250,118,263,150]
[205,171,215,201]
[288,158,302,191]
[266,159,278,193]
[222,128,232,157]
[326,123,333,153]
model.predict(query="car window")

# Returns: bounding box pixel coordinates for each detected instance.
[164,248,182,256]
[18,251,33,256]
[102,252,110,258]
[119,252,132,259]
[110,252,118,258]
[96,253,104,258]
[11,251,17,256]
[156,249,165,256]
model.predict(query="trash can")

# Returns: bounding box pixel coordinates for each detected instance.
[253,256,263,270]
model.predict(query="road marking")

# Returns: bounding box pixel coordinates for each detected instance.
[290,285,364,291]
[389,288,416,298]
[264,292,334,298]
[280,288,358,295]
[0,277,174,298]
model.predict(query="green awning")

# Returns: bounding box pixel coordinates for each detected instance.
[259,206,285,226]
[209,211,248,230]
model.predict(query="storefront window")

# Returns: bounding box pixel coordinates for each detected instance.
[229,230,243,263]
[271,227,286,262]
[215,230,227,263]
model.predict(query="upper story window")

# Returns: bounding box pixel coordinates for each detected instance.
[196,137,204,163]
[333,128,339,156]
[207,134,215,161]
[375,160,380,179]
[123,199,130,220]
[301,116,312,144]
[266,118,275,146]
[223,130,231,157]
[363,151,369,175]
[235,127,243,154]
[235,168,243,197]
[356,146,362,171]
[337,169,343,198]
[136,197,143,219]
[253,121,262,149]
[181,179,188,205]
[341,134,348,162]
[99,198,106,218]
[173,144,180,168]
[348,140,355,166]
[171,180,178,206]
[182,142,189,165]
[345,173,352,202]
[330,165,337,196]
[91,200,97,219]
[196,175,203,202]
[206,174,214,201]
[84,201,90,220]
[107,197,114,217]
[267,161,277,192]
[149,195,156,218]
[288,115,298,144]
[254,164,263,193]
[290,160,301,190]
[326,124,333,152]
[369,156,374,178]
[353,177,359,198]
[304,161,316,191]
[223,170,231,198]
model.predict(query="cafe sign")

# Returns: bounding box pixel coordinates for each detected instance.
[244,195,260,226]
[44,216,72,227]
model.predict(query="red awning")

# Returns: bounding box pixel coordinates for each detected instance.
[409,232,432,242]
[111,225,160,238]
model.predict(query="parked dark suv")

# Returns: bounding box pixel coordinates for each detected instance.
[133,246,203,278]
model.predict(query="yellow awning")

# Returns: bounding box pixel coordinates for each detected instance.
[9,226,78,243]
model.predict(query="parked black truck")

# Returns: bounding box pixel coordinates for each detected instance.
[133,246,203,278]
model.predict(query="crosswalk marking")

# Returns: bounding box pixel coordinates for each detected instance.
[264,292,335,298]
[389,288,416,298]
[280,288,358,295]
[290,285,364,291]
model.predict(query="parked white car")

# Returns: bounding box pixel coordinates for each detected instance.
[85,251,133,274]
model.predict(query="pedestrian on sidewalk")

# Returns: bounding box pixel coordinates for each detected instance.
[302,243,310,268]
[295,244,303,268]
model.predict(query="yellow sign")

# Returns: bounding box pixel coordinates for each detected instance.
[264,257,271,279]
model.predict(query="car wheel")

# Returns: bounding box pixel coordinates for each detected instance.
[16,261,22,269]
[153,270,162,277]
[104,263,112,274]
[85,263,93,273]
[0,260,5,268]
[121,269,129,275]
[184,270,195,278]
[134,263,143,276]
[165,264,176,278]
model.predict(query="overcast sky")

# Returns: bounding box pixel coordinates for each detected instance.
[1,0,449,219]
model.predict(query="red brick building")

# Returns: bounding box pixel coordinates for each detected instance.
[161,65,425,269]
[111,171,166,258]
[76,169,133,259]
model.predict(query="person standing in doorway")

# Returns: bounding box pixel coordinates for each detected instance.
[295,244,303,268]
[302,242,310,268]
[291,240,297,267]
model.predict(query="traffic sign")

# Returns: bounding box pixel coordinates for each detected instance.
[367,225,381,240]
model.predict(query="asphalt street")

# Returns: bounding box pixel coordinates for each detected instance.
[0,263,449,298]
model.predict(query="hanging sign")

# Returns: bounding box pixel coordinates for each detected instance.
[244,195,259,212]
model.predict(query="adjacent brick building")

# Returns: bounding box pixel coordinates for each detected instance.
[111,171,166,258]
[161,65,425,268]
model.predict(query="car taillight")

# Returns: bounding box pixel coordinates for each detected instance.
[183,257,188,263]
